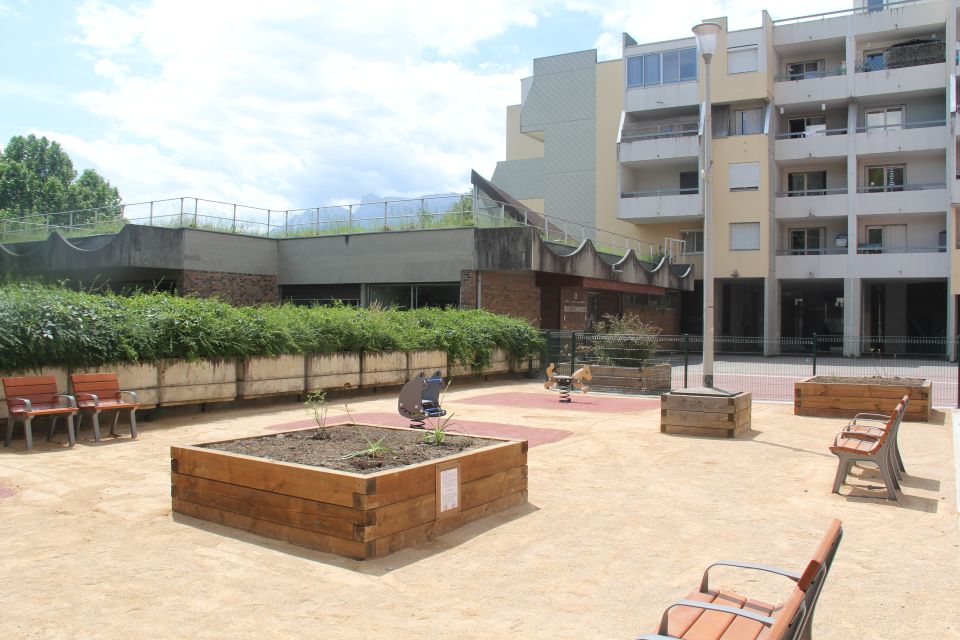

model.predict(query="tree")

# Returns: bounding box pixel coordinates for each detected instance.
[0,134,122,224]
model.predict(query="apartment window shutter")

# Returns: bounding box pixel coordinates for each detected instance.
[728,46,759,74]
[729,162,760,191]
[730,222,760,251]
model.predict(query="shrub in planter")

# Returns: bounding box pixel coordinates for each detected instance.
[592,314,660,368]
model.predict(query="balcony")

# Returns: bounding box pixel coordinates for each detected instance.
[775,249,847,279]
[619,124,699,163]
[856,244,945,255]
[854,62,946,98]
[618,188,700,224]
[775,128,848,161]
[854,120,947,154]
[775,189,848,219]
[848,249,948,278]
[854,183,948,215]
[625,82,698,112]
[774,70,846,106]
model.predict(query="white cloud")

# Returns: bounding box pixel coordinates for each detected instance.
[64,0,541,205]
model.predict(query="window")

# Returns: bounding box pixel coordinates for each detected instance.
[734,108,764,135]
[729,162,760,191]
[787,171,826,196]
[867,0,885,12]
[864,51,885,71]
[680,230,704,254]
[679,171,699,194]
[789,228,825,255]
[626,47,697,88]
[865,165,905,192]
[864,106,903,131]
[787,60,823,80]
[728,46,759,74]
[863,224,906,252]
[730,222,760,251]
[787,115,826,138]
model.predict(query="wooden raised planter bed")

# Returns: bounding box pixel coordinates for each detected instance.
[170,424,528,560]
[794,376,931,422]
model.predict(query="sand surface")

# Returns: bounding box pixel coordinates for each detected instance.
[0,380,957,639]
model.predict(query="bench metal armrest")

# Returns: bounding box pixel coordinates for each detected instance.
[75,392,100,408]
[700,560,800,592]
[55,394,77,409]
[9,397,33,413]
[120,390,139,404]
[657,600,775,634]
[852,412,890,421]
[840,431,880,442]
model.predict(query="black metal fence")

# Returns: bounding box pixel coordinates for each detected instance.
[541,333,958,407]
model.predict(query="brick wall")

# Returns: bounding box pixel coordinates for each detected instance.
[623,304,681,334]
[178,270,279,306]
[462,270,540,325]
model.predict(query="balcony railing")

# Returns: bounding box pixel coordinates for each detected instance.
[620,122,699,142]
[771,0,923,25]
[855,119,946,133]
[773,68,845,82]
[774,128,847,139]
[775,187,847,197]
[621,188,698,198]
[856,182,946,193]
[857,244,946,254]
[855,41,945,72]
[775,248,848,256]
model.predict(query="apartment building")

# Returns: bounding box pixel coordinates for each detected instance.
[490,0,960,355]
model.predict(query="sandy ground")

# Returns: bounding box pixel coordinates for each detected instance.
[0,380,957,639]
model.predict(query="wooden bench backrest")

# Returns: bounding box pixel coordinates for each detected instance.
[792,519,843,638]
[70,373,122,400]
[2,375,61,410]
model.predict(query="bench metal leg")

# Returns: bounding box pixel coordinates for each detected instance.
[4,419,13,447]
[65,415,76,447]
[128,409,138,439]
[831,455,853,494]
[23,417,33,450]
[88,411,101,442]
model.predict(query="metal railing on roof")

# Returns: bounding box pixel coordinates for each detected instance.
[0,194,664,263]
[771,0,925,25]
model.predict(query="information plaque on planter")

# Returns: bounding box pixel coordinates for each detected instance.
[436,461,461,518]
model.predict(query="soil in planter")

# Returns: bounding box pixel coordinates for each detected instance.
[807,376,924,386]
[202,425,497,474]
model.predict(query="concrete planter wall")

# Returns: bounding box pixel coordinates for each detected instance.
[238,355,306,400]
[159,359,237,406]
[306,353,361,391]
[360,351,408,387]
[407,349,447,378]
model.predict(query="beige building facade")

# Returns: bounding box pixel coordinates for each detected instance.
[490,0,960,355]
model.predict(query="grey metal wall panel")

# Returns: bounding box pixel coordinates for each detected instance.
[533,50,596,75]
[544,172,595,228]
[491,158,545,200]
[543,121,596,174]
[521,67,595,131]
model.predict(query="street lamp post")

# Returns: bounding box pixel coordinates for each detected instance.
[692,21,721,389]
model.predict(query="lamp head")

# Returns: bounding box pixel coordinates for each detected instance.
[692,21,721,61]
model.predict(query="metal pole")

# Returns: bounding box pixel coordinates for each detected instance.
[193,198,198,227]
[284,210,289,236]
[232,204,237,233]
[384,201,388,229]
[348,205,353,233]
[180,197,184,227]
[683,333,689,388]
[149,201,154,226]
[702,53,715,388]
[570,333,577,373]
[812,333,818,376]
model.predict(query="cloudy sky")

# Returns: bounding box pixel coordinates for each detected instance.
[1,0,841,210]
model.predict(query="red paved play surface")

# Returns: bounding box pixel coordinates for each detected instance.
[266,412,571,448]
[457,391,660,412]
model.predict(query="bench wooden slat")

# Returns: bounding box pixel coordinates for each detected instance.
[683,591,747,640]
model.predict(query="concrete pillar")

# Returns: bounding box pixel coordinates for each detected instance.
[764,276,780,355]
[843,277,861,356]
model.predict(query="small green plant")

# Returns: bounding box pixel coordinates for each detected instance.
[420,381,457,446]
[592,313,661,368]
[340,426,396,459]
[305,389,330,439]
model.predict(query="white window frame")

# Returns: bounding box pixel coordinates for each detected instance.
[864,105,904,131]
[727,45,759,74]
[729,162,760,191]
[680,229,704,254]
[788,227,825,255]
[786,60,824,80]
[730,222,761,251]
[626,47,697,88]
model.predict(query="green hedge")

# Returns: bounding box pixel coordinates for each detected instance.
[0,283,544,371]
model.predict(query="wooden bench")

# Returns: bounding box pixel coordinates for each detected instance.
[3,375,79,449]
[841,394,909,480]
[830,400,904,501]
[70,373,140,441]
[636,519,843,640]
